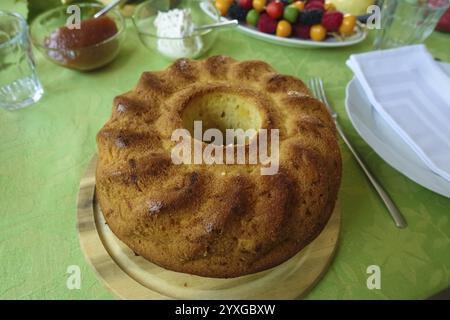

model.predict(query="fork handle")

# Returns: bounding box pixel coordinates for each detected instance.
[335,122,407,228]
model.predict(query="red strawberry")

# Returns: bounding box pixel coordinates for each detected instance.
[294,24,311,39]
[238,0,253,10]
[257,13,278,34]
[436,7,450,33]
[321,11,343,32]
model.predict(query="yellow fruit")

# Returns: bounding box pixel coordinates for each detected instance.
[253,0,266,12]
[339,15,357,36]
[215,0,231,16]
[310,24,327,41]
[326,0,375,16]
[291,1,305,11]
[324,3,336,11]
[276,20,292,37]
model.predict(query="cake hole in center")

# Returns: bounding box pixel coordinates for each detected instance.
[182,92,262,146]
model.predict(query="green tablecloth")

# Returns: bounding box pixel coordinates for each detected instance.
[1,0,449,300]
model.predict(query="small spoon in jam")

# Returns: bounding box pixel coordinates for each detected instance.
[94,0,122,19]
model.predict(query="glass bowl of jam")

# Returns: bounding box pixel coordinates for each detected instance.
[30,3,125,71]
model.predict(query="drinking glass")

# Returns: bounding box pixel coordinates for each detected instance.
[0,11,43,110]
[374,0,450,49]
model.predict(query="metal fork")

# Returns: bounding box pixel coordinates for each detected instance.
[309,77,407,229]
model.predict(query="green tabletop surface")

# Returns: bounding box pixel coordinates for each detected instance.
[1,0,449,300]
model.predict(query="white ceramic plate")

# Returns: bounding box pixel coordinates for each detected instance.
[345,62,450,198]
[231,21,367,48]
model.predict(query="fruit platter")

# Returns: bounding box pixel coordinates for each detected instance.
[211,0,368,48]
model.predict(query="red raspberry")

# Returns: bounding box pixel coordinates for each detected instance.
[294,24,311,39]
[238,0,253,10]
[321,11,344,32]
[257,13,278,34]
[305,0,325,11]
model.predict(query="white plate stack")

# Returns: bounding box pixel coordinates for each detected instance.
[345,45,450,198]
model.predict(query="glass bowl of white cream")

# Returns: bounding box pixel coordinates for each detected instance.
[133,0,220,60]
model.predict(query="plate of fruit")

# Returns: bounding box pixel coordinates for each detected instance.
[211,0,368,47]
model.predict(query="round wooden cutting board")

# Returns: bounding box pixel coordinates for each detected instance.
[77,155,341,299]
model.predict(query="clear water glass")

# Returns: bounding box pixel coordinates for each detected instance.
[0,11,43,110]
[374,0,450,49]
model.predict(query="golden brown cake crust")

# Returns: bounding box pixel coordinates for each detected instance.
[95,56,342,278]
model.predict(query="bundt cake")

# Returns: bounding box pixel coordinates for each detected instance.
[96,56,342,278]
